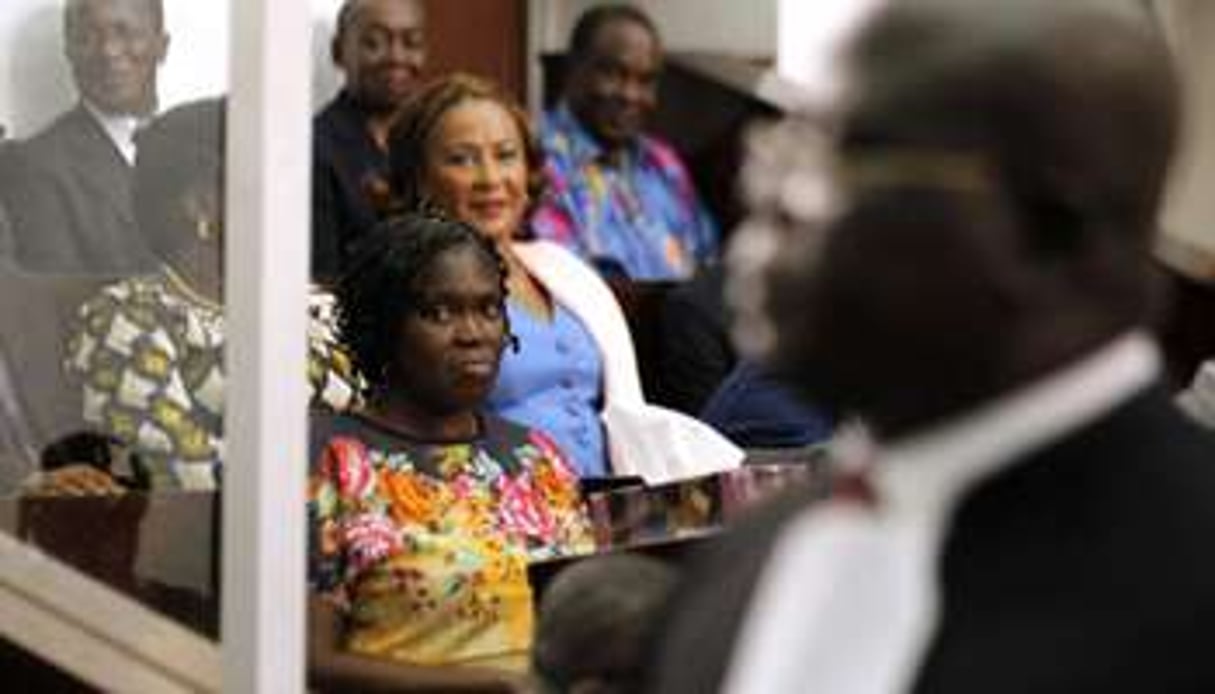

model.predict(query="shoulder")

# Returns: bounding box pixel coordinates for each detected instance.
[538,108,571,145]
[513,241,618,314]
[513,238,580,263]
[11,109,117,190]
[79,275,158,316]
[308,410,377,471]
[22,107,100,157]
[639,134,692,176]
[538,108,592,167]
[513,240,603,285]
[313,94,368,155]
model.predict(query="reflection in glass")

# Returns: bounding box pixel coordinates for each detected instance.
[0,0,235,669]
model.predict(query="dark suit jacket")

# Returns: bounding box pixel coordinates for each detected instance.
[0,105,154,273]
[646,384,1215,693]
[656,264,735,414]
[312,91,388,284]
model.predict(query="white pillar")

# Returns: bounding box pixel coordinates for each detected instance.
[223,0,312,690]
[774,0,883,110]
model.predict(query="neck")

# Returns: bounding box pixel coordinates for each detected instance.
[370,391,480,441]
[86,94,157,120]
[866,321,1129,440]
[598,142,629,167]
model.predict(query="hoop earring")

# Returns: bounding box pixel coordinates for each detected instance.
[195,217,214,242]
[417,195,448,220]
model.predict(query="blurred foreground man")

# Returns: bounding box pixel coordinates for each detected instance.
[0,0,168,272]
[647,2,1215,692]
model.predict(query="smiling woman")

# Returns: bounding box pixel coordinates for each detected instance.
[387,73,742,482]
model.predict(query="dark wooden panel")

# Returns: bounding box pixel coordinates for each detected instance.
[423,0,527,103]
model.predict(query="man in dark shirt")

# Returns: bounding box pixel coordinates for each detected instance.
[312,0,426,284]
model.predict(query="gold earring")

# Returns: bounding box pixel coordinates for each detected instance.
[195,218,214,242]
[417,196,447,220]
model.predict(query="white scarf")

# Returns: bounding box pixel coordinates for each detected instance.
[512,240,743,482]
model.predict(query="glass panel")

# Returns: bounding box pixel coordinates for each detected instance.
[0,0,230,671]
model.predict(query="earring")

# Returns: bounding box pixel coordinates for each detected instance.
[417,195,448,220]
[195,217,214,242]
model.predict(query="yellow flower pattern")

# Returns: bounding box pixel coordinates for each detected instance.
[66,274,360,490]
[308,412,594,668]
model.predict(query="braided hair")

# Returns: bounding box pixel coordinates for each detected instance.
[336,213,513,396]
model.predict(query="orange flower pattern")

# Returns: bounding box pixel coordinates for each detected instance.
[308,412,594,666]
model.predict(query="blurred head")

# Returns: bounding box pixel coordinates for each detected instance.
[563,4,662,152]
[332,0,426,116]
[388,73,546,244]
[133,98,225,267]
[534,554,678,694]
[733,0,1179,437]
[64,0,168,117]
[338,214,511,415]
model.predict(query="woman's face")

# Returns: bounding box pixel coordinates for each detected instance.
[421,98,529,244]
[389,244,506,415]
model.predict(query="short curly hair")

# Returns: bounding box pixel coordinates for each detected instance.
[387,72,547,238]
[336,213,510,393]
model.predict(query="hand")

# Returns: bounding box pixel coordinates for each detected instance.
[27,464,126,497]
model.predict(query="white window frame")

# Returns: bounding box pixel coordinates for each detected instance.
[222,0,312,690]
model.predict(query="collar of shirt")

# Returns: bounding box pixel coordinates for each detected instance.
[722,331,1160,694]
[548,102,645,169]
[874,330,1160,519]
[82,100,147,165]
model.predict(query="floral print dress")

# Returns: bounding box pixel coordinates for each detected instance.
[308,411,594,669]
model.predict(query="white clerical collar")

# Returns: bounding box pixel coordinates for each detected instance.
[875,330,1161,519]
[82,100,148,165]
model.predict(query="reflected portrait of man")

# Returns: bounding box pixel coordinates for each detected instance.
[312,0,427,284]
[0,0,169,273]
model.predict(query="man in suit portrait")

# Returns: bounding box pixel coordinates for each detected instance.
[0,0,168,273]
[647,1,1215,692]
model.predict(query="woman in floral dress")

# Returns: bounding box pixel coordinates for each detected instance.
[308,213,593,689]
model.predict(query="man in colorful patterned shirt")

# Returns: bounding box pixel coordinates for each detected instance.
[532,4,719,281]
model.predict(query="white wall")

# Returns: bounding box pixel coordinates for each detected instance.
[774,0,883,109]
[310,0,344,108]
[537,0,777,57]
[0,0,230,138]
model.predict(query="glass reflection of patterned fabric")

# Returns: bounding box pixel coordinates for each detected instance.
[533,105,719,280]
[308,411,594,670]
[65,272,359,490]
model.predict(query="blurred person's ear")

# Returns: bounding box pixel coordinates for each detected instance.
[154,30,170,66]
[330,32,345,69]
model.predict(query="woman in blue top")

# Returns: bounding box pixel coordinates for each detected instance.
[387,73,740,482]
